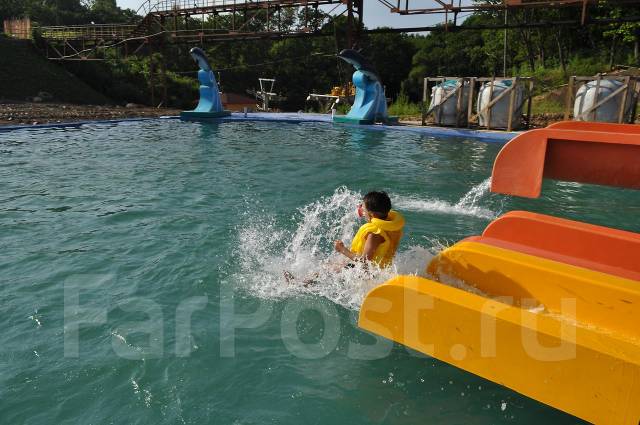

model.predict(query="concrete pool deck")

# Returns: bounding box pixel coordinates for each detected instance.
[0,112,519,142]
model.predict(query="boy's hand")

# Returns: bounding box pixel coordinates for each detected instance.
[334,240,346,253]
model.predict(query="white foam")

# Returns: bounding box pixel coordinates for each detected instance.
[131,379,140,395]
[393,177,497,220]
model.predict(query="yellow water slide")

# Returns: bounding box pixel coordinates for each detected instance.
[359,122,640,424]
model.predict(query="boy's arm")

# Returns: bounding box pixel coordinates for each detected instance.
[334,234,384,262]
[334,240,357,260]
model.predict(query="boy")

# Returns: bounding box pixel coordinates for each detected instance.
[284,191,404,285]
[335,191,404,268]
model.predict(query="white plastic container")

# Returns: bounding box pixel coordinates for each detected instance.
[573,79,636,123]
[477,80,525,129]
[429,80,469,126]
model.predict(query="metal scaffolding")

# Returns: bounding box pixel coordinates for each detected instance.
[39,0,363,61]
[36,0,640,61]
[377,0,640,28]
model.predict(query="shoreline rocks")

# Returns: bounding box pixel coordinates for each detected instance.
[0,102,181,126]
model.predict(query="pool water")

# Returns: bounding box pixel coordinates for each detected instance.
[2,119,638,424]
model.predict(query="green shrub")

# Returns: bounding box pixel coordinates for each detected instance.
[335,102,350,115]
[388,92,422,117]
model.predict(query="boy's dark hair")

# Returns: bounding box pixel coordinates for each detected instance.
[363,191,391,216]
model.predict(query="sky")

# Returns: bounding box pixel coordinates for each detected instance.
[114,0,464,30]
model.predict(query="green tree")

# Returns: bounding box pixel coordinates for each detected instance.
[88,0,135,23]
[362,31,416,100]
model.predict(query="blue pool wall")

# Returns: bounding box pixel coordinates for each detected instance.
[0,112,518,143]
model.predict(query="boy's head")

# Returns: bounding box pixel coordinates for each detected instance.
[363,191,391,219]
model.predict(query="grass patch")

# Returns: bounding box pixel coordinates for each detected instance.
[517,58,611,96]
[531,97,566,115]
[388,92,422,117]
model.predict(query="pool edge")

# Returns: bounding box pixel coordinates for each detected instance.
[0,112,518,142]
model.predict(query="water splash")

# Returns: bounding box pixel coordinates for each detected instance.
[28,310,42,328]
[394,177,496,220]
[455,177,492,210]
[232,187,433,309]
[131,379,152,408]
[231,182,496,309]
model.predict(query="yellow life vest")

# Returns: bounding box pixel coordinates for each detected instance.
[350,210,405,267]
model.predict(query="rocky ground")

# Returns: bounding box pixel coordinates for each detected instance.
[527,112,566,128]
[0,102,181,126]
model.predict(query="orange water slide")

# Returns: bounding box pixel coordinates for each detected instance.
[548,121,640,133]
[491,126,640,198]
[461,211,640,280]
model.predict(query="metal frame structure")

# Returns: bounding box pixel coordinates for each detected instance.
[380,0,600,14]
[35,0,640,61]
[247,78,287,111]
[38,0,363,61]
[377,0,640,28]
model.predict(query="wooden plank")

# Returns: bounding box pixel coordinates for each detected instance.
[467,77,476,128]
[422,77,428,125]
[618,76,631,124]
[564,76,574,121]
[455,78,464,127]
[526,79,534,128]
[486,77,495,130]
[632,80,639,123]
[592,73,602,121]
[507,77,518,131]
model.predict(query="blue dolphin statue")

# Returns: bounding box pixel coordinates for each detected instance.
[334,49,393,125]
[180,47,231,120]
[337,49,380,82]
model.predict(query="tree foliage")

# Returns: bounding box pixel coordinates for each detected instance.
[1,0,135,25]
[3,1,640,108]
